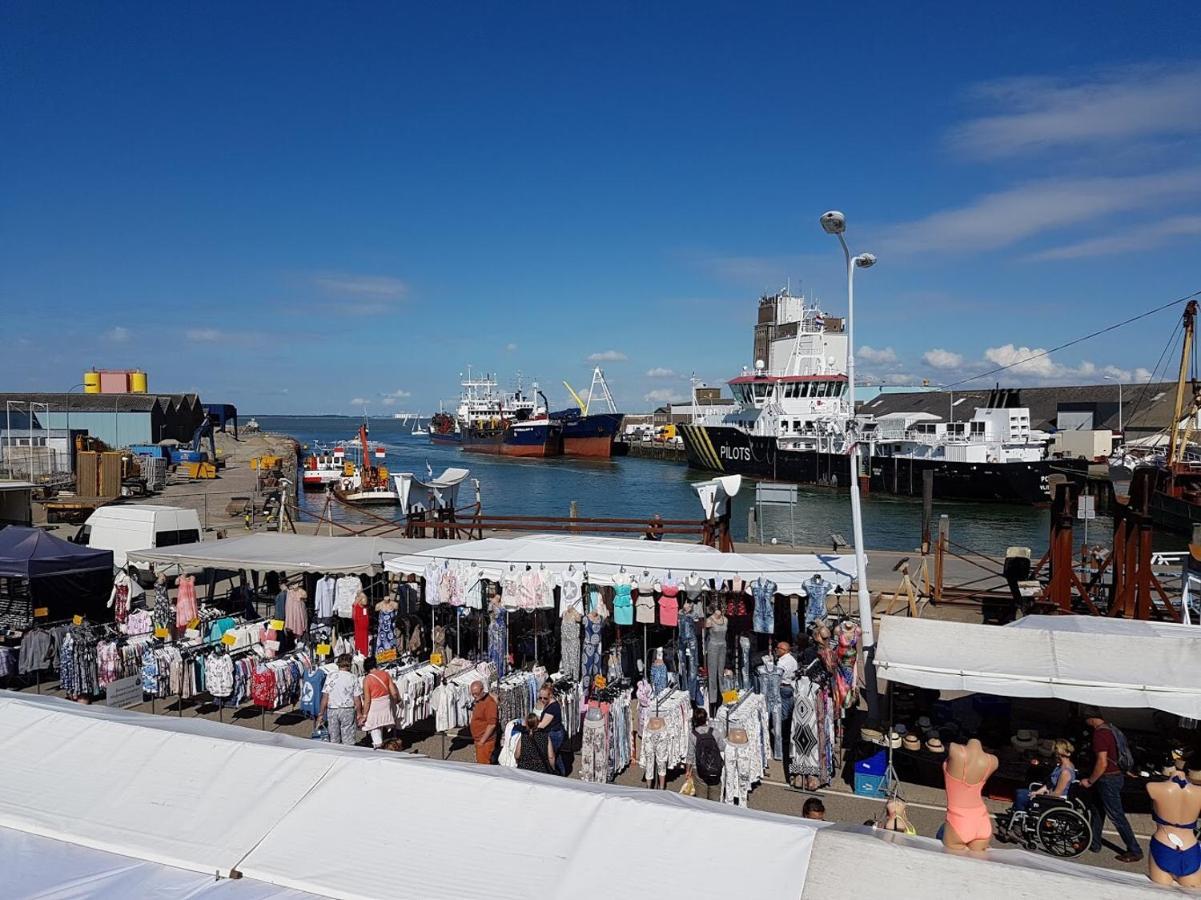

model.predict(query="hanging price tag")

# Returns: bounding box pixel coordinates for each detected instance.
[315,643,331,656]
[376,648,398,663]
[184,629,200,640]
[264,640,281,652]
[72,615,83,625]
[187,618,200,630]
[154,627,170,639]
[429,652,443,666]
[269,619,285,632]
[221,632,238,646]
[33,607,49,618]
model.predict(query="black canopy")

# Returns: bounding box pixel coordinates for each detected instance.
[0,527,113,578]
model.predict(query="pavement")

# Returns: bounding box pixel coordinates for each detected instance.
[12,675,1154,876]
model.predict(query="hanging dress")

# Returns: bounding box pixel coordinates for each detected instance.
[175,575,199,629]
[613,583,634,626]
[560,612,581,680]
[581,614,603,683]
[152,581,173,632]
[376,605,399,653]
[353,598,370,656]
[488,604,508,678]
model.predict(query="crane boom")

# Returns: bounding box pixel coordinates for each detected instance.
[562,380,588,414]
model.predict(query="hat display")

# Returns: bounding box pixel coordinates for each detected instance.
[894,723,908,735]
[926,737,945,753]
[888,731,903,749]
[1036,739,1055,758]
[861,727,885,746]
[916,716,932,732]
[902,733,922,752]
[1011,728,1039,752]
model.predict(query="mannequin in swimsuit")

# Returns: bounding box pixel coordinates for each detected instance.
[942,738,998,852]
[1147,756,1201,887]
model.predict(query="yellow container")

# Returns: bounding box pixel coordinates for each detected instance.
[83,371,101,394]
[128,370,148,393]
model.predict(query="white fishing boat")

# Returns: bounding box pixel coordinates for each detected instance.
[301,443,348,491]
[331,425,399,505]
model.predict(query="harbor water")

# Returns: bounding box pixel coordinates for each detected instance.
[262,416,1104,556]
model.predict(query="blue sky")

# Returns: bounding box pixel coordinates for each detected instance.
[3,2,1199,414]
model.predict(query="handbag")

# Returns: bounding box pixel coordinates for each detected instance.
[679,774,696,797]
[310,724,330,742]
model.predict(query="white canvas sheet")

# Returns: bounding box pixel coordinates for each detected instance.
[875,616,1201,717]
[383,534,855,593]
[127,533,456,574]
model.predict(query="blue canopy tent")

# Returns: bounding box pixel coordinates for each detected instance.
[0,527,114,627]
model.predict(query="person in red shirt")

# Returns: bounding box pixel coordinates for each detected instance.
[469,680,499,764]
[1080,706,1142,862]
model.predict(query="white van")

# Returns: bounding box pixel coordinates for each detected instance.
[75,505,203,569]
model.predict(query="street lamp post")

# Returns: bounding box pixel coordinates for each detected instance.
[1104,375,1123,437]
[65,383,86,476]
[820,211,877,649]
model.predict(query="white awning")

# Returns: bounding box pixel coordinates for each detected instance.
[0,692,1161,899]
[383,534,856,593]
[127,533,458,575]
[874,615,1201,717]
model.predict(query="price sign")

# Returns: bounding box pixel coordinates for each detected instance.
[315,643,332,656]
[429,652,443,666]
[221,632,238,646]
[72,615,83,625]
[264,640,281,652]
[187,618,200,630]
[376,648,398,663]
[105,675,143,709]
[154,627,170,639]
[270,619,285,632]
[184,629,200,640]
[33,607,48,618]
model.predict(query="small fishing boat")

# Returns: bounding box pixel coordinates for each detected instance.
[332,425,399,505]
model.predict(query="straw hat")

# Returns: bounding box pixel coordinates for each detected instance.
[1011,728,1039,751]
[902,733,922,752]
[926,736,945,753]
[887,730,903,749]
[860,727,885,746]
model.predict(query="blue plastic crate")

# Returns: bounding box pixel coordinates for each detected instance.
[855,750,887,776]
[854,772,888,798]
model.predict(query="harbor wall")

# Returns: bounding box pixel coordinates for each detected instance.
[624,441,686,463]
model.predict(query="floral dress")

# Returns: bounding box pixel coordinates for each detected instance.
[376,606,398,653]
[581,614,603,683]
[152,582,173,632]
[488,603,508,678]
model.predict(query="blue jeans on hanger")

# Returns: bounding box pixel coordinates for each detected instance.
[758,665,784,760]
[738,636,752,692]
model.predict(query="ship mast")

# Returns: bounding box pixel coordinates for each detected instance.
[1168,300,1198,466]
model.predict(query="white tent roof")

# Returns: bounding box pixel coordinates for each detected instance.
[875,615,1201,717]
[382,533,856,593]
[127,533,458,574]
[0,692,1161,899]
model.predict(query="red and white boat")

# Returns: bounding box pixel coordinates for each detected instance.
[302,444,348,491]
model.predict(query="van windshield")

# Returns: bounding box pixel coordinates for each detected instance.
[74,524,91,545]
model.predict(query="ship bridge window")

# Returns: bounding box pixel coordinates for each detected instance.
[971,422,985,435]
[814,382,828,397]
[753,384,769,399]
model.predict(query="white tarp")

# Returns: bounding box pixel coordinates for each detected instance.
[127,533,457,574]
[383,533,855,593]
[875,615,1201,717]
[0,692,1164,899]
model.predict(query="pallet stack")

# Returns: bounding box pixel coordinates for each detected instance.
[100,452,122,497]
[76,451,100,498]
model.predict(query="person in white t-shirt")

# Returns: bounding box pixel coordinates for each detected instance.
[320,654,363,746]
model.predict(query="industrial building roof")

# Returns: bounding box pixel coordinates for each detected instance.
[860,382,1179,436]
[0,392,201,414]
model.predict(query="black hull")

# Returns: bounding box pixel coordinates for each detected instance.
[679,424,1052,504]
[1149,491,1201,534]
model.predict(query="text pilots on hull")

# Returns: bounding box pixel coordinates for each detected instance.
[678,288,1057,503]
[430,368,623,459]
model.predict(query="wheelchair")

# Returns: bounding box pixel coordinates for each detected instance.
[994,785,1093,858]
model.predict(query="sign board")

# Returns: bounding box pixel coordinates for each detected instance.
[269,619,286,632]
[755,483,800,505]
[72,615,83,625]
[264,640,281,652]
[33,607,48,618]
[154,627,170,639]
[315,643,332,656]
[221,632,238,647]
[105,675,143,709]
[1077,495,1096,520]
[428,652,443,666]
[184,629,200,640]
[376,648,398,663]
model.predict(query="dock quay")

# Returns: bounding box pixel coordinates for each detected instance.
[623,440,686,463]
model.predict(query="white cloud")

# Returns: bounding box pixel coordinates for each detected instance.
[1134,367,1153,383]
[879,167,1201,255]
[923,349,963,370]
[384,389,411,399]
[643,388,686,405]
[315,274,407,297]
[645,367,677,378]
[949,64,1201,160]
[505,343,518,352]
[104,326,130,343]
[588,350,627,362]
[1029,215,1201,261]
[186,328,222,342]
[857,346,898,364]
[983,344,1059,378]
[350,397,370,406]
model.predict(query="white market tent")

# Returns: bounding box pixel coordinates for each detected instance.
[383,534,856,594]
[874,615,1201,718]
[127,533,459,575]
[0,692,1163,899]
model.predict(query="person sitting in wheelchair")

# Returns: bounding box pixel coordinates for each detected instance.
[1013,739,1078,814]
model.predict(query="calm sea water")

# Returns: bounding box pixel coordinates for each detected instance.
[257,415,1072,556]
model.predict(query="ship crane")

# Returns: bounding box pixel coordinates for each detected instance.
[563,367,618,415]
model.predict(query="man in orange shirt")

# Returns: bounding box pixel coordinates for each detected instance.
[469,680,498,764]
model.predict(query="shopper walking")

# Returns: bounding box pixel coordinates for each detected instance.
[319,654,362,746]
[359,657,400,749]
[1080,706,1142,863]
[469,680,499,764]
[536,682,567,774]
